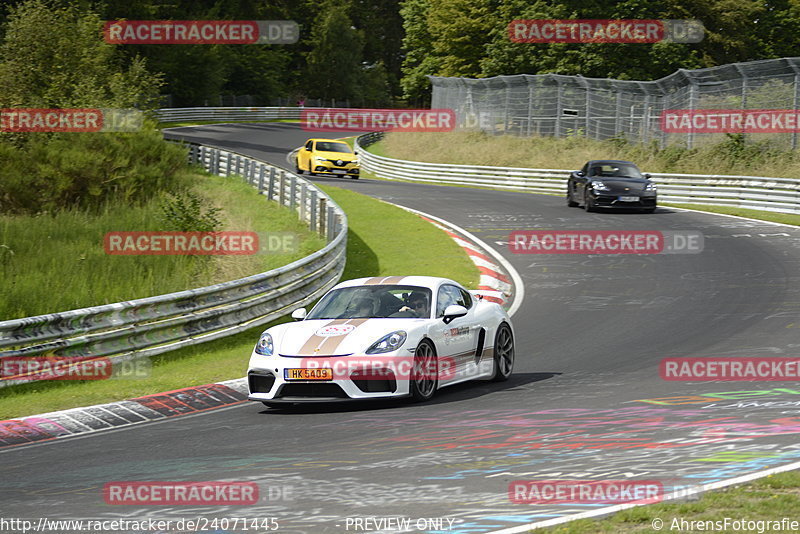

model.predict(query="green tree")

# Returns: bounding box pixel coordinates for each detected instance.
[0,0,161,110]
[428,0,497,78]
[400,0,441,105]
[305,4,365,102]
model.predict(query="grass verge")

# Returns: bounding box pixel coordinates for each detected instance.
[663,203,800,226]
[0,186,478,419]
[541,471,800,532]
[0,171,324,320]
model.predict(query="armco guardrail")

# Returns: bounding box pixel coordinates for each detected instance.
[154,106,314,123]
[356,132,800,214]
[0,142,347,387]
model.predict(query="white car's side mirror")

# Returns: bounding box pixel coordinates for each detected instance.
[291,308,307,321]
[442,304,468,324]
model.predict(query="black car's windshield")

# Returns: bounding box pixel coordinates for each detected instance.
[307,285,432,319]
[315,141,352,153]
[591,163,643,179]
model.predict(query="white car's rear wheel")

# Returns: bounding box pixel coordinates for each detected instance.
[409,339,438,402]
[491,323,514,381]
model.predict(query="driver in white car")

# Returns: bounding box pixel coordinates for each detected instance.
[398,291,430,318]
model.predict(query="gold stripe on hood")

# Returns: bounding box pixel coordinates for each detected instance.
[294,318,369,356]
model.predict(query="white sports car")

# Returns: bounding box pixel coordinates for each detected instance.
[247,275,515,405]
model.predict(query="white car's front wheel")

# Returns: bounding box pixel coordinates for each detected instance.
[409,339,438,402]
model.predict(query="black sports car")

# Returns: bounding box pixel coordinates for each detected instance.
[567,160,657,213]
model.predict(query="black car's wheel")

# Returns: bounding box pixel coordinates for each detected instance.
[491,323,514,382]
[642,207,656,214]
[295,159,303,174]
[409,339,438,402]
[567,191,579,207]
[583,190,596,212]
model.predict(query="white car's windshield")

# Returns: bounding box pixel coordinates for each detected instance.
[307,285,433,319]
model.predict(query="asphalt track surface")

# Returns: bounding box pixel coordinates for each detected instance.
[4,123,800,533]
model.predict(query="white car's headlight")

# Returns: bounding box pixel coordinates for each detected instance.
[365,331,407,354]
[255,333,274,356]
[592,181,610,191]
[314,156,326,162]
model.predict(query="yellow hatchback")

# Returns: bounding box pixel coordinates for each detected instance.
[295,138,360,179]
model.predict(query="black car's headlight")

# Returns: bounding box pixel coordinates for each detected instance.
[644,182,657,192]
[255,333,274,356]
[365,331,407,354]
[592,181,610,191]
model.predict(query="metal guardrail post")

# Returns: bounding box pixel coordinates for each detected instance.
[290,175,297,209]
[300,184,308,222]
[258,164,266,193]
[279,171,286,206]
[326,206,335,242]
[319,198,328,238]
[310,190,318,230]
[268,168,276,200]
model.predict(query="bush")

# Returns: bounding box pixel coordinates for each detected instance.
[160,191,222,232]
[0,128,190,214]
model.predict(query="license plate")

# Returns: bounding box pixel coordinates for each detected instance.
[331,169,347,174]
[618,196,639,202]
[285,368,333,381]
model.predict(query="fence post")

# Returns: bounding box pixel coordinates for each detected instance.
[267,168,276,200]
[258,164,266,193]
[300,183,308,222]
[326,206,335,242]
[687,80,697,149]
[793,73,800,150]
[290,175,297,209]
[310,190,318,231]
[319,198,328,237]
[279,170,286,206]
[526,77,534,137]
[554,78,563,138]
[225,153,231,176]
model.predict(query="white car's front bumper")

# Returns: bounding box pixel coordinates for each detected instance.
[247,353,415,403]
